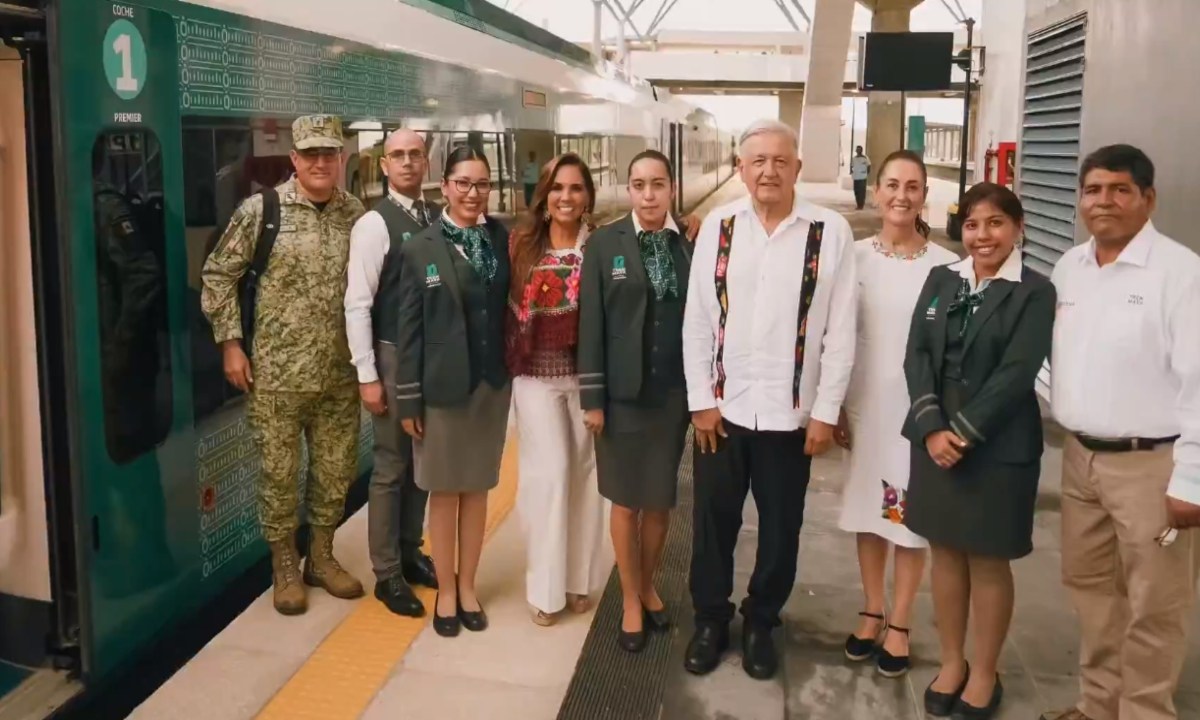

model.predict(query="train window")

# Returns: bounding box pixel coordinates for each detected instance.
[90,130,174,465]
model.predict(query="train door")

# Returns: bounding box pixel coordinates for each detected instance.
[0,3,85,716]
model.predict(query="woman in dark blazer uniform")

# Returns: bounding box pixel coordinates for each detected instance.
[396,147,511,638]
[901,183,1055,720]
[578,150,692,653]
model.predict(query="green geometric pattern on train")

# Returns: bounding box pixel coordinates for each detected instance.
[200,178,365,393]
[174,15,522,119]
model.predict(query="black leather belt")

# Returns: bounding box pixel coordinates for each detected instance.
[1074,434,1180,453]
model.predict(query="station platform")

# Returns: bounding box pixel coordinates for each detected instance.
[127,179,1200,720]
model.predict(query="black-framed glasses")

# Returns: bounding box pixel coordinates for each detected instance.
[450,177,492,195]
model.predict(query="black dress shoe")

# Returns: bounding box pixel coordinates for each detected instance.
[845,611,884,662]
[458,600,488,632]
[951,676,1003,720]
[374,575,425,618]
[925,662,970,717]
[618,627,647,653]
[683,624,729,675]
[741,624,778,680]
[643,604,670,632]
[876,625,910,678]
[402,552,438,589]
[432,593,460,637]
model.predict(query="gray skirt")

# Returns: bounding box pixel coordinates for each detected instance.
[414,381,512,493]
[595,391,689,510]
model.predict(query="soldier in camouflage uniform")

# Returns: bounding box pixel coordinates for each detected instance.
[201,115,367,615]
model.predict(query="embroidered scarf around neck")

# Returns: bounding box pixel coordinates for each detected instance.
[947,277,986,337]
[637,228,679,301]
[440,217,498,286]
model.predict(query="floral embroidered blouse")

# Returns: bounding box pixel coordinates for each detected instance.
[505,230,588,378]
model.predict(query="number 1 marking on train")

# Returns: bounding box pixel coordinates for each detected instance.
[103,16,147,101]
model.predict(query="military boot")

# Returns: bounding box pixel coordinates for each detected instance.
[303,526,365,599]
[269,538,307,615]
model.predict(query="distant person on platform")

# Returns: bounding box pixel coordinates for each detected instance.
[682,118,857,681]
[1042,144,1200,720]
[203,115,366,616]
[345,128,439,619]
[523,151,540,208]
[851,146,871,211]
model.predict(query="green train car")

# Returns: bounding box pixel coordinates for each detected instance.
[0,1,732,716]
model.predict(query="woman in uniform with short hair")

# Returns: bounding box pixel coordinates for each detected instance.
[577,149,693,653]
[395,146,511,638]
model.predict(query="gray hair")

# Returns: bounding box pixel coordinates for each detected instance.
[738,119,799,155]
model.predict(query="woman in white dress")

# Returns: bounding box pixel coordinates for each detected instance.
[834,150,959,677]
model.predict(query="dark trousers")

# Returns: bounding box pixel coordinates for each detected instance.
[853,179,867,210]
[368,343,429,581]
[524,183,536,208]
[689,421,813,629]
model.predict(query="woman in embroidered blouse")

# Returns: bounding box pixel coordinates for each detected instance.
[505,153,610,627]
[901,183,1054,719]
[396,147,511,638]
[835,150,959,678]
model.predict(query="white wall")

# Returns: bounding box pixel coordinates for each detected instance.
[972,0,1027,182]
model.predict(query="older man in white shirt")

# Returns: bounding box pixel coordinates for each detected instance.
[1044,144,1200,720]
[681,119,857,680]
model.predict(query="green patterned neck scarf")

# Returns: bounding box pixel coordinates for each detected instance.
[441,218,498,286]
[637,228,679,301]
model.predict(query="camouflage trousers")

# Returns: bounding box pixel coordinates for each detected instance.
[247,384,360,543]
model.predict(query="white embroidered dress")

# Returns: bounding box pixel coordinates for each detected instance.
[837,237,959,547]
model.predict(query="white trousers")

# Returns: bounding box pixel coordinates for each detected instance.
[513,375,611,614]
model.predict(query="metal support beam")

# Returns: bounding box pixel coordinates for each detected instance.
[604,0,646,40]
[646,0,682,35]
[769,0,801,31]
[786,0,811,28]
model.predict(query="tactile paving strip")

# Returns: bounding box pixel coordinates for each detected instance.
[253,438,520,720]
[556,432,695,720]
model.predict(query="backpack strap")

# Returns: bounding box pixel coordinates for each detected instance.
[251,186,280,277]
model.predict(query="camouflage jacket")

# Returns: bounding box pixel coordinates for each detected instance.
[201,178,365,392]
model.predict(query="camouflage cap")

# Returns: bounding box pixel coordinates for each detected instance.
[292,115,343,150]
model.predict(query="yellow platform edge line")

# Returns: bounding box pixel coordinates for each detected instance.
[254,437,520,720]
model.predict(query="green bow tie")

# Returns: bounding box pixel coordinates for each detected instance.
[637,228,679,301]
[441,220,498,286]
[947,278,986,337]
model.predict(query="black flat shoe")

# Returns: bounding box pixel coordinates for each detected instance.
[618,628,647,653]
[402,552,438,589]
[432,593,460,637]
[876,624,910,678]
[458,600,488,632]
[951,676,1003,720]
[925,662,970,717]
[374,574,425,618]
[643,604,670,632]
[683,623,728,675]
[844,611,884,662]
[742,624,778,680]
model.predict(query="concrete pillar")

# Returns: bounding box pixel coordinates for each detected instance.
[778,90,805,134]
[799,0,855,182]
[865,0,923,182]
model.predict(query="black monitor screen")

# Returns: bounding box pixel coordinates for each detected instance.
[860,32,954,92]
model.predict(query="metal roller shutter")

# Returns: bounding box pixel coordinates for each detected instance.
[1019,14,1088,277]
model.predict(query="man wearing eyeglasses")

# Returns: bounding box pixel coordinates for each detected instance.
[202,114,367,616]
[344,128,440,617]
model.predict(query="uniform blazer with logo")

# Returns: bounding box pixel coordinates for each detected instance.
[394,216,510,417]
[901,262,1056,464]
[577,214,693,411]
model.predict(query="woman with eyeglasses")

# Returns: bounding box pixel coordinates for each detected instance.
[504,152,610,627]
[395,146,511,638]
[901,182,1054,719]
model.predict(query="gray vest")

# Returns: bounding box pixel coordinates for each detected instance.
[371,196,433,344]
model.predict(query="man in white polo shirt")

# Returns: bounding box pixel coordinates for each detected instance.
[682,118,856,680]
[1044,144,1200,720]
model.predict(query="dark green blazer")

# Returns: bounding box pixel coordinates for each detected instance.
[901,262,1055,464]
[577,214,693,411]
[395,217,510,417]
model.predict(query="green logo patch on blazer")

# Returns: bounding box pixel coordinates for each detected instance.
[402,231,412,242]
[425,262,441,287]
[925,296,938,319]
[612,255,627,280]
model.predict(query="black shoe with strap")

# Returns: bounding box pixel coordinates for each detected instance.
[844,611,884,662]
[876,624,911,678]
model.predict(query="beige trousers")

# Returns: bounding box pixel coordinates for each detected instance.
[1061,435,1200,720]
